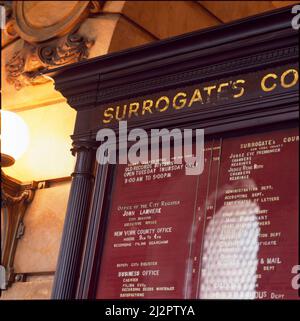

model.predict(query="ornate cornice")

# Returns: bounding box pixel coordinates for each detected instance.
[47,7,299,113]
[62,44,299,111]
[6,33,94,90]
[38,33,93,67]
[94,45,299,104]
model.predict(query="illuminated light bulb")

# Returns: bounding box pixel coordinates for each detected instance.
[0,110,29,162]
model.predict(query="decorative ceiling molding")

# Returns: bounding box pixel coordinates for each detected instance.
[13,1,91,43]
[6,32,94,90]
[1,1,18,47]
[4,1,103,90]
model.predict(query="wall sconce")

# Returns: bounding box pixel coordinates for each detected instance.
[1,110,36,289]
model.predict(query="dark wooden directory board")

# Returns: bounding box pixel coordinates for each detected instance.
[48,7,299,299]
[95,125,299,299]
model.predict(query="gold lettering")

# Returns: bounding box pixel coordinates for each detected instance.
[155,96,169,112]
[116,105,127,121]
[280,69,299,88]
[142,100,153,115]
[203,85,216,96]
[128,102,140,118]
[103,107,114,124]
[233,79,245,98]
[217,82,229,93]
[188,89,203,107]
[173,92,187,110]
[102,69,299,124]
[261,73,277,92]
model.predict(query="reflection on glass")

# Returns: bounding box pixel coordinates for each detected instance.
[199,200,260,299]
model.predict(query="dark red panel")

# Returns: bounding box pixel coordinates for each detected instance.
[96,146,201,299]
[198,127,299,299]
[96,126,299,299]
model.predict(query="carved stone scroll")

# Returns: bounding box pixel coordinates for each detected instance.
[4,1,101,90]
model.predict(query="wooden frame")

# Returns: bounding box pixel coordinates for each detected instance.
[46,6,299,299]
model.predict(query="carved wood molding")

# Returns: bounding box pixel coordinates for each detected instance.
[64,45,299,110]
[1,171,37,288]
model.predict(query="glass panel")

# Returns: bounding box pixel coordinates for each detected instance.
[95,125,299,300]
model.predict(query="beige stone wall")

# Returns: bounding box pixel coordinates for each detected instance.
[0,180,70,300]
[14,181,70,273]
[1,0,297,300]
[1,276,54,300]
